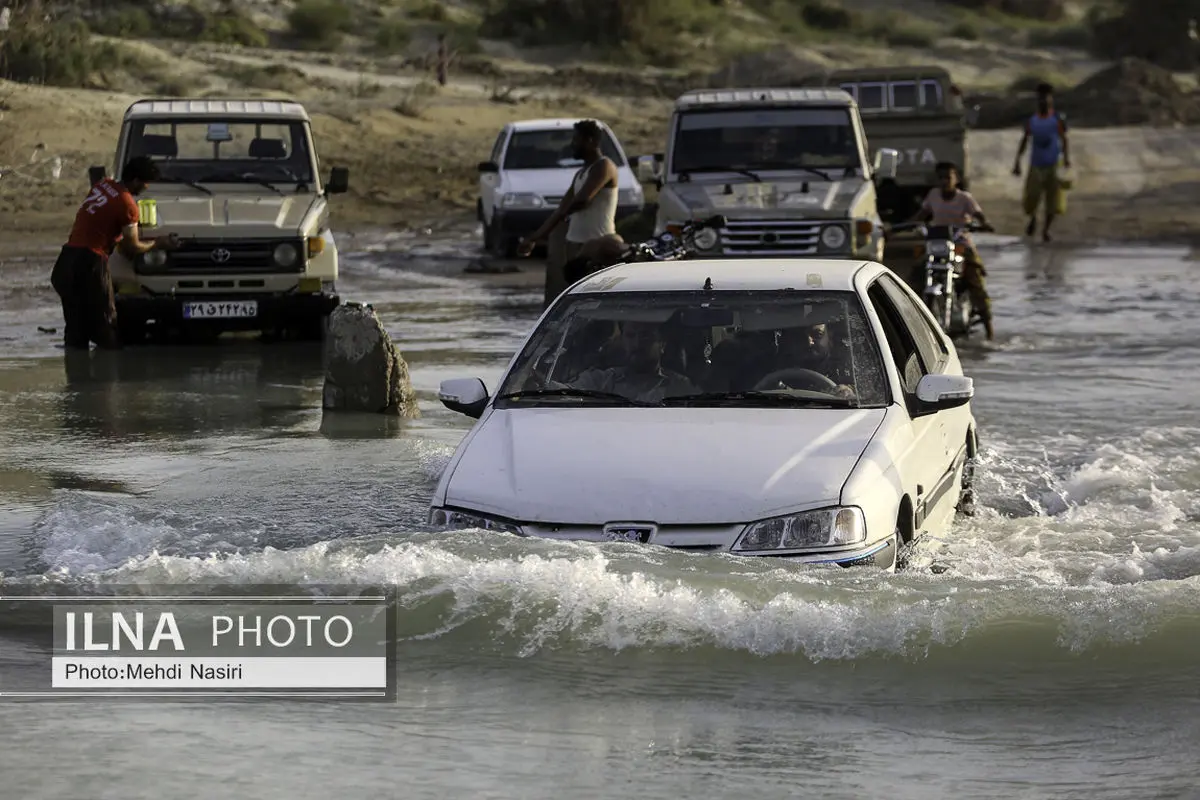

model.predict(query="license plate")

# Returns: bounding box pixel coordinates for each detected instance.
[182,301,258,319]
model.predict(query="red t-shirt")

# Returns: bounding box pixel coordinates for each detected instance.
[66,178,140,257]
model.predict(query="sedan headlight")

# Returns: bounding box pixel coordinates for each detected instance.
[500,193,545,209]
[273,242,299,267]
[429,507,524,536]
[733,507,866,552]
[692,226,719,250]
[820,225,848,250]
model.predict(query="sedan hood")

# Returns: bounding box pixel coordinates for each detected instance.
[145,191,324,238]
[444,407,886,525]
[666,177,863,219]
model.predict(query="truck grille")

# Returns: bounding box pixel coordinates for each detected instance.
[719,220,824,256]
[146,239,305,274]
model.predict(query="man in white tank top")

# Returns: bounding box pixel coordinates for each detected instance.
[517,121,625,298]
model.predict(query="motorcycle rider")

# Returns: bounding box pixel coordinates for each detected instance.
[906,161,996,341]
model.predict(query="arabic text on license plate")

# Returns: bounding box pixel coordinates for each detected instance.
[182,301,258,319]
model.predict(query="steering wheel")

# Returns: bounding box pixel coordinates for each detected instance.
[753,368,838,393]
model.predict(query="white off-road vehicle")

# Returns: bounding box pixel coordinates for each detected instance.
[635,88,899,263]
[89,98,348,342]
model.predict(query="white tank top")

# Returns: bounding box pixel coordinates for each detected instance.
[566,159,618,242]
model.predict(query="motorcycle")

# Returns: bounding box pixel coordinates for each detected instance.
[562,214,728,285]
[886,220,990,339]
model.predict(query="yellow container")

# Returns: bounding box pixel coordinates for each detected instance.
[137,198,158,227]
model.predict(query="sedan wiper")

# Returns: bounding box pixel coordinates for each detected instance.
[493,388,661,406]
[677,166,762,183]
[660,391,856,408]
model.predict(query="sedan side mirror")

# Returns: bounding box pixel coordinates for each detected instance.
[478,161,500,173]
[873,148,899,181]
[915,373,974,412]
[326,166,349,194]
[439,377,489,419]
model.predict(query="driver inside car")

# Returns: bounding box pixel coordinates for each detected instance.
[763,323,857,399]
[571,320,697,403]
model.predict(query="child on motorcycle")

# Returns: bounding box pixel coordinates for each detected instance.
[908,161,996,341]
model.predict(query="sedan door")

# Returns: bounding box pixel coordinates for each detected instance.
[479,127,509,225]
[864,278,950,532]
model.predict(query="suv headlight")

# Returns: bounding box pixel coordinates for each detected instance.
[819,225,848,251]
[273,242,299,267]
[733,507,866,552]
[429,507,524,536]
[692,226,719,250]
[500,193,545,209]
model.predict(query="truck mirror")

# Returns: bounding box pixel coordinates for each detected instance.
[874,148,899,181]
[326,166,349,194]
[635,155,660,184]
[88,165,106,185]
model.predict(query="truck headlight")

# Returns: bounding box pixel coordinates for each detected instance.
[500,193,545,209]
[733,507,866,552]
[273,242,299,267]
[143,249,168,268]
[429,507,524,536]
[820,225,848,250]
[692,226,719,250]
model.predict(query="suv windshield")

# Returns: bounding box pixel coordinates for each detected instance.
[671,107,861,175]
[124,118,316,185]
[503,128,626,170]
[495,289,890,407]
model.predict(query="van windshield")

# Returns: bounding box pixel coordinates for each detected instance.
[671,107,861,175]
[503,128,626,170]
[124,118,315,184]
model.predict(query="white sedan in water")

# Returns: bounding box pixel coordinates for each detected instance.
[429,258,979,570]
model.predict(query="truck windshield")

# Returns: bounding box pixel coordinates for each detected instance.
[671,107,860,175]
[123,119,316,184]
[503,128,626,170]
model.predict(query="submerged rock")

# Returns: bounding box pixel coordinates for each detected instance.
[321,303,419,418]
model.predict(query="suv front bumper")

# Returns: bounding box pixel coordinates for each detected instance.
[115,290,340,329]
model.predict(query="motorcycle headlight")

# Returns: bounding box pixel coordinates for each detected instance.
[429,507,524,536]
[273,242,299,267]
[820,225,848,250]
[501,193,545,209]
[142,249,168,268]
[692,226,719,250]
[733,507,866,552]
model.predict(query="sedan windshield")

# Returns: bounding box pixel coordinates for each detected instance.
[124,118,316,186]
[496,290,890,408]
[671,107,861,176]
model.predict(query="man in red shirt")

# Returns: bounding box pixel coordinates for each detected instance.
[51,156,179,349]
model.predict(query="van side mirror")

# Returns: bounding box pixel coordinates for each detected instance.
[873,148,899,181]
[326,166,349,194]
[438,377,489,419]
[88,165,106,185]
[478,161,500,173]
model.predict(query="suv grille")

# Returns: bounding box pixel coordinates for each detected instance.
[719,220,824,255]
[143,239,305,274]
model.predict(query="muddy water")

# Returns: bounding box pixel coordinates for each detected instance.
[1,233,1198,799]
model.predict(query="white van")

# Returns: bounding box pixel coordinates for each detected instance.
[476,118,644,257]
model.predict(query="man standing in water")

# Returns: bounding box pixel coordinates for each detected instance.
[51,156,178,349]
[1012,83,1070,242]
[516,119,624,305]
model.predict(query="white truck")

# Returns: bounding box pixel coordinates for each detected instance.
[89,98,348,342]
[636,88,899,262]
